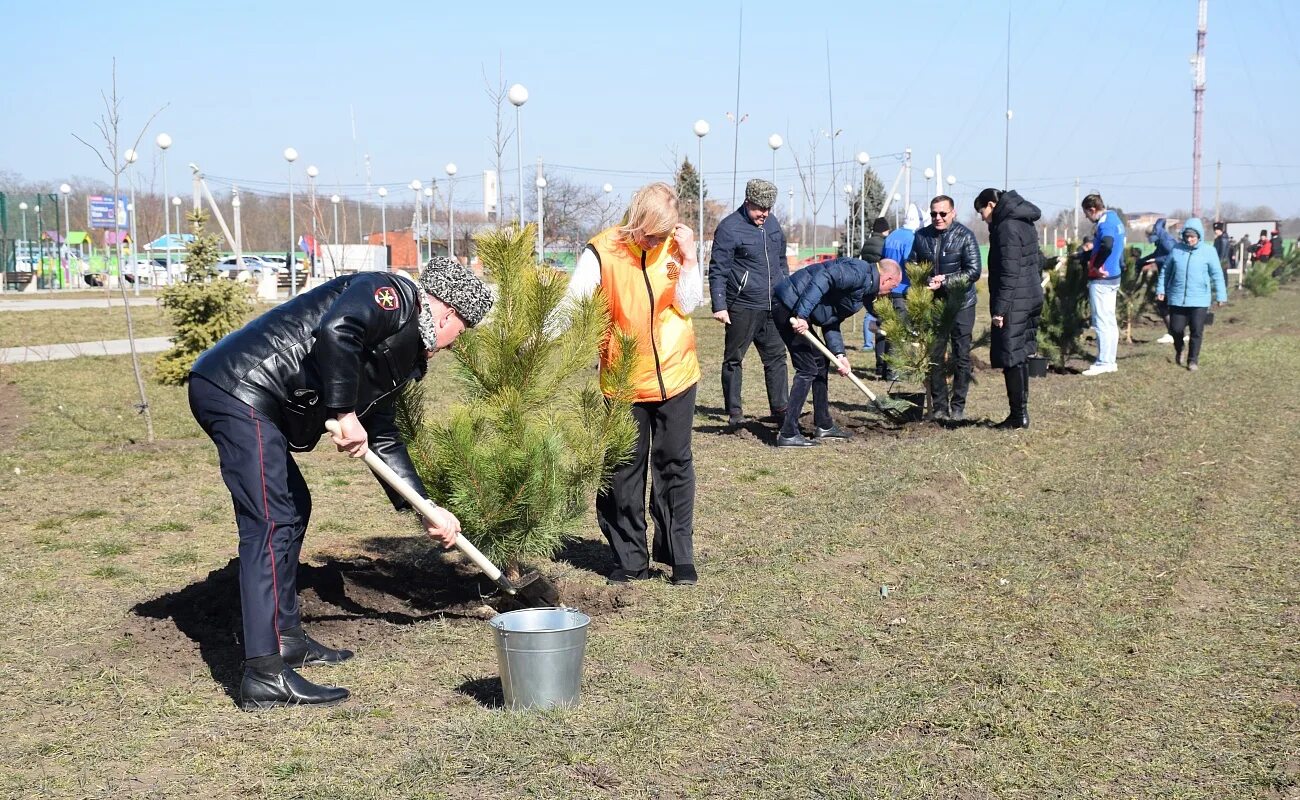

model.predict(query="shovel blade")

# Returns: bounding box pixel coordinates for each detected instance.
[511,571,562,608]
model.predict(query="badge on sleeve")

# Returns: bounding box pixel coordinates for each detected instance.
[374,286,400,311]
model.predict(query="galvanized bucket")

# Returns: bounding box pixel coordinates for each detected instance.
[489,606,590,710]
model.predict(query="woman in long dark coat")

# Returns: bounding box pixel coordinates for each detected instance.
[975,188,1044,429]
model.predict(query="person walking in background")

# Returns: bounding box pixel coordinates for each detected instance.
[1080,193,1126,376]
[1157,218,1228,371]
[908,195,982,420]
[975,188,1044,430]
[859,216,889,351]
[1251,229,1273,263]
[771,258,902,446]
[708,178,789,430]
[1270,230,1285,262]
[1212,221,1232,272]
[567,182,704,587]
[875,205,921,380]
[1137,219,1178,344]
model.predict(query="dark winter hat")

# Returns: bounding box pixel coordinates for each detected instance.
[418,256,493,327]
[745,178,778,209]
[872,216,890,235]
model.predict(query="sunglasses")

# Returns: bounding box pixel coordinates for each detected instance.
[930,210,951,219]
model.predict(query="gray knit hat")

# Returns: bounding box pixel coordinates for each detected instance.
[418,256,493,327]
[745,178,778,209]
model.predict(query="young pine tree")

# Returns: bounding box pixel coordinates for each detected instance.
[397,225,638,573]
[873,262,967,418]
[1037,254,1090,368]
[155,209,253,385]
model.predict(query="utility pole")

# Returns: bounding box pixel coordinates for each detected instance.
[1191,0,1207,218]
[903,148,912,213]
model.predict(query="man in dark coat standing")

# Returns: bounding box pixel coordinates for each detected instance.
[975,189,1045,429]
[708,178,790,429]
[908,195,983,420]
[770,257,902,446]
[188,257,493,709]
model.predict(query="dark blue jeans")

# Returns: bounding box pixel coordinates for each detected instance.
[773,301,833,438]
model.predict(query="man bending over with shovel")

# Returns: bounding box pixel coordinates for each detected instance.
[188,256,493,710]
[771,258,902,447]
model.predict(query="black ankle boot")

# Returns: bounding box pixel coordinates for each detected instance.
[995,366,1029,429]
[239,664,350,710]
[280,629,354,668]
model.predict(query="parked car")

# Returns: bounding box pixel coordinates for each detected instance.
[218,255,280,272]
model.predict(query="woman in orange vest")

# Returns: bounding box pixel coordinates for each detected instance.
[563,182,704,586]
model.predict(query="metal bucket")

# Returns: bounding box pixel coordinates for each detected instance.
[489,607,590,710]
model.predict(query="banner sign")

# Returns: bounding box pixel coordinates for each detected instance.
[88,195,131,229]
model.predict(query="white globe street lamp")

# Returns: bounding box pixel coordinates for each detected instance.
[423,186,434,264]
[156,133,174,270]
[602,183,612,193]
[58,183,73,290]
[694,120,710,266]
[508,83,529,228]
[856,151,870,250]
[923,167,935,203]
[445,162,458,260]
[284,148,299,295]
[768,133,783,184]
[306,165,319,278]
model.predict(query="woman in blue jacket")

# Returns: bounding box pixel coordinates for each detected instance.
[1156,217,1228,371]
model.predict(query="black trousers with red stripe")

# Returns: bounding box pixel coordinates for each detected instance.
[188,375,310,660]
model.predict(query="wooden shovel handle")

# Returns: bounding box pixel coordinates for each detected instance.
[799,329,881,403]
[323,420,504,583]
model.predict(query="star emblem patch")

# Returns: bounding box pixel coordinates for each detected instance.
[374,286,399,311]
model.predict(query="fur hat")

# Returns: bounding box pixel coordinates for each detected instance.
[745,179,778,209]
[418,256,493,327]
[872,216,890,235]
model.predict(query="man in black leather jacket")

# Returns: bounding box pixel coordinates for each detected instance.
[908,195,983,420]
[708,179,790,428]
[188,256,492,710]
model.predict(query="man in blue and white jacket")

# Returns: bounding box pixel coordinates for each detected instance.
[1081,193,1127,376]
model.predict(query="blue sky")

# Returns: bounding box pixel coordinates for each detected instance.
[3,0,1298,219]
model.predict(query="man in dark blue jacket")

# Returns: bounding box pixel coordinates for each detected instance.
[771,258,902,446]
[908,195,982,420]
[708,179,789,429]
[189,257,492,710]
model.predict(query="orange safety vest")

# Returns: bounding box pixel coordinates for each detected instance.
[587,227,700,402]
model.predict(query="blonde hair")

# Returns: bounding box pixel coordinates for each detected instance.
[617,182,679,245]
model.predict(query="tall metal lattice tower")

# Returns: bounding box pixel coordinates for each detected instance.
[1191,0,1207,217]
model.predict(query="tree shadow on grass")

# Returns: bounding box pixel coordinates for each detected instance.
[554,536,612,576]
[455,675,505,709]
[130,536,491,703]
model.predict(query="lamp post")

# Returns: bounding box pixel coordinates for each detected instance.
[306,165,319,277]
[445,162,458,260]
[768,133,783,185]
[172,197,182,258]
[124,149,140,294]
[59,182,72,290]
[423,186,433,261]
[923,167,935,203]
[157,133,172,272]
[377,187,388,259]
[34,204,43,287]
[330,194,340,246]
[283,147,299,295]
[410,180,423,265]
[508,83,529,228]
[18,202,29,284]
[946,175,957,215]
[856,151,870,251]
[843,184,854,253]
[693,119,709,266]
[535,176,546,263]
[232,192,243,273]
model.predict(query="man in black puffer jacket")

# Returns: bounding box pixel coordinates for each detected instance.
[708,179,790,428]
[188,257,492,710]
[908,194,983,420]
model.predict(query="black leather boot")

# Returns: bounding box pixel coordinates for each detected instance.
[239,665,350,711]
[995,366,1028,429]
[280,629,354,668]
